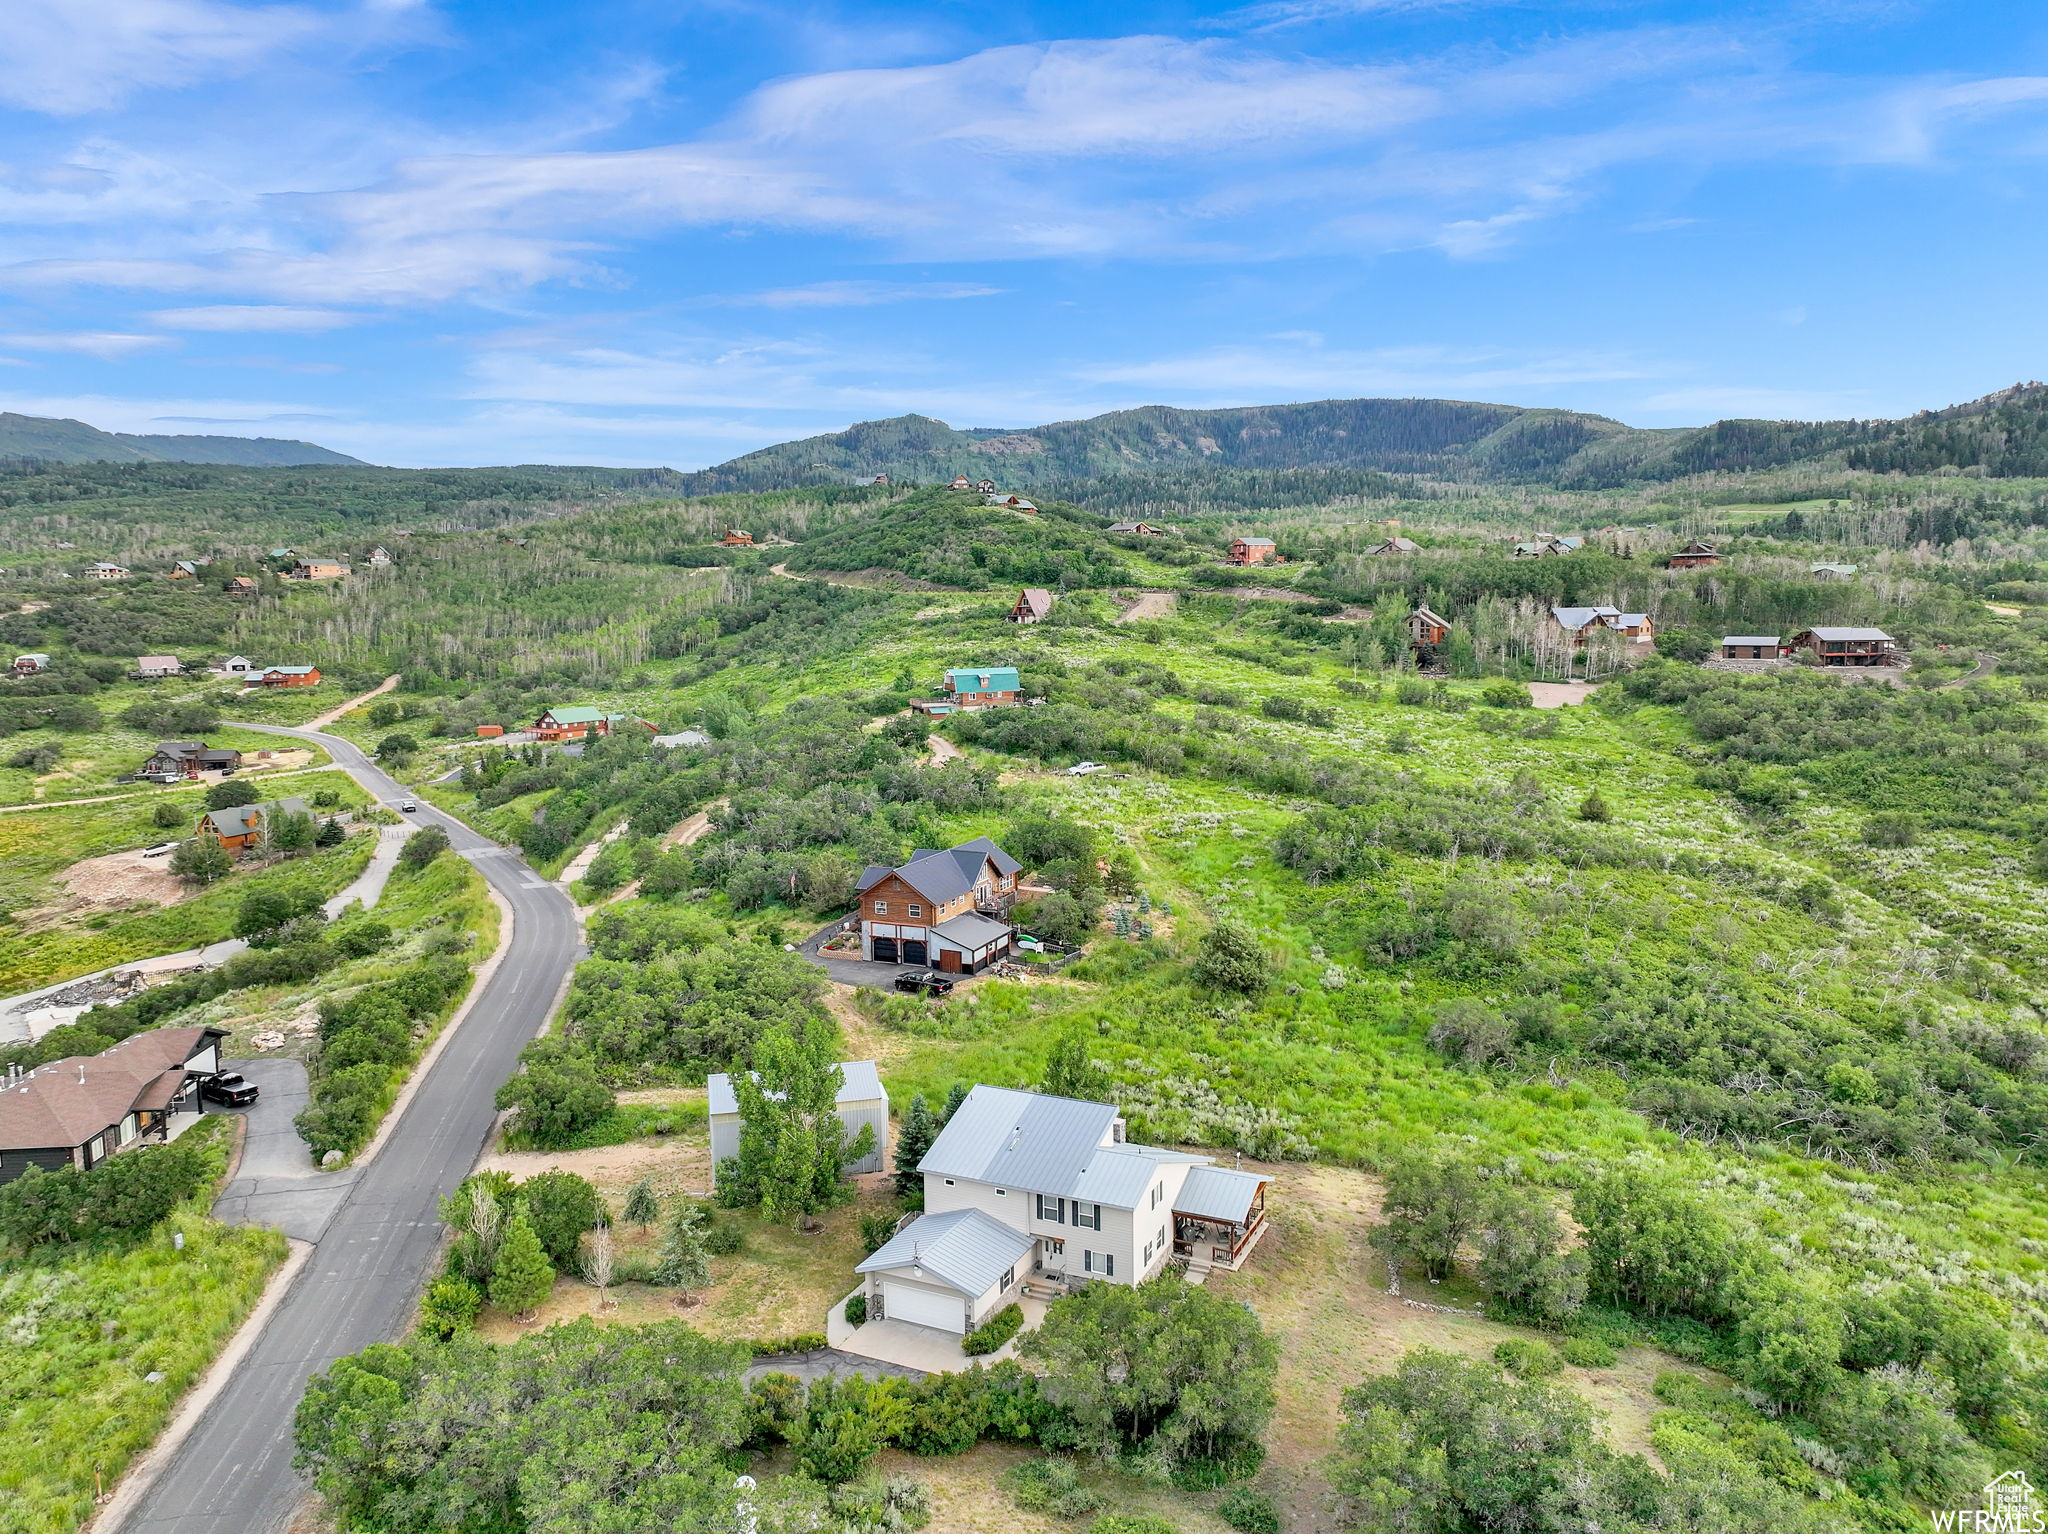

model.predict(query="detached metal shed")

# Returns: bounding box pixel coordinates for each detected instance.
[707,1059,889,1175]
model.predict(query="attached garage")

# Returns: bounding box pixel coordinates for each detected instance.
[870,936,898,963]
[900,939,928,966]
[882,1279,965,1333]
[856,1207,1036,1339]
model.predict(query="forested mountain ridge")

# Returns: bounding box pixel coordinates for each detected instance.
[672,382,2048,493]
[0,412,366,467]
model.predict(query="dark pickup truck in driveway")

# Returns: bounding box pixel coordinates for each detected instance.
[200,1071,260,1107]
[894,970,956,997]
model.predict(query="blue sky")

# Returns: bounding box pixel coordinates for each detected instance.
[2,0,2046,467]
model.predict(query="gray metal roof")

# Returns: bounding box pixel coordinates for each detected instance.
[1552,605,1620,630]
[932,911,1011,948]
[706,1059,885,1118]
[651,730,710,748]
[1175,1165,1269,1223]
[864,838,1022,904]
[203,796,309,836]
[1722,635,1781,646]
[857,1209,1034,1295]
[1074,1143,1205,1208]
[920,1085,1116,1197]
[1800,626,1894,641]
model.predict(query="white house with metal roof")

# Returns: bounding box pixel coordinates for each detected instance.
[855,1085,1271,1334]
[707,1059,888,1176]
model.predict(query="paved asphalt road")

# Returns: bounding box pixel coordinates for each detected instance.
[119,722,582,1534]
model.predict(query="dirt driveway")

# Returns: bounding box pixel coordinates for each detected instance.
[1116,590,1178,623]
[57,847,185,911]
[1527,681,1601,708]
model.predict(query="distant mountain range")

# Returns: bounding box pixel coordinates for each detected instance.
[676,383,2048,494]
[0,412,364,467]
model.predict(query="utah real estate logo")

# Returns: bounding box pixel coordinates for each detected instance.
[1934,1471,2045,1532]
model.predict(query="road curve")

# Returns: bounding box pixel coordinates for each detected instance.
[115,722,582,1534]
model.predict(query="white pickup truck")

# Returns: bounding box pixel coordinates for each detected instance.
[1065,761,1109,776]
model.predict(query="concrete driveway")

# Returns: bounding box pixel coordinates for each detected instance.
[210,1058,359,1244]
[798,923,913,991]
[744,1347,924,1383]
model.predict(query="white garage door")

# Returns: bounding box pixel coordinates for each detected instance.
[884,1280,965,1333]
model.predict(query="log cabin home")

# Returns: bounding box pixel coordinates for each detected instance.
[258,665,321,687]
[0,1027,228,1185]
[1551,606,1655,645]
[142,740,241,777]
[167,559,209,580]
[1227,536,1277,566]
[721,529,754,546]
[949,475,974,490]
[1789,627,1897,666]
[942,666,1021,706]
[222,576,258,596]
[1107,521,1168,536]
[1405,605,1451,651]
[533,705,625,742]
[1721,635,1783,660]
[856,837,1023,972]
[1009,588,1055,624]
[1668,540,1722,569]
[199,796,311,852]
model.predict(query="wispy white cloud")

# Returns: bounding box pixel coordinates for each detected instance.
[0,330,175,358]
[147,303,368,331]
[0,0,324,115]
[1077,339,1655,401]
[719,280,1003,308]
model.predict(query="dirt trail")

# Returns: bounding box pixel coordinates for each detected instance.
[1940,651,1999,687]
[304,673,400,730]
[597,800,724,906]
[926,734,964,764]
[1527,681,1601,708]
[1115,590,1178,624]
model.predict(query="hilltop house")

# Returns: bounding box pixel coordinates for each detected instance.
[12,653,49,675]
[222,577,257,596]
[854,1084,1272,1333]
[1227,536,1277,566]
[366,546,393,567]
[941,667,1021,707]
[142,740,241,778]
[1789,626,1897,667]
[1368,535,1421,555]
[1551,606,1655,645]
[532,705,635,742]
[1721,635,1783,660]
[289,558,349,581]
[167,559,210,580]
[0,1026,227,1184]
[1107,521,1167,536]
[1008,588,1055,624]
[708,1060,888,1178]
[198,796,310,853]
[974,479,997,495]
[1511,536,1583,558]
[1668,539,1721,570]
[134,655,184,679]
[990,495,1038,514]
[85,562,131,580]
[1405,605,1451,652]
[856,837,1022,973]
[257,665,320,688]
[949,476,974,491]
[721,529,754,547]
[1809,563,1859,581]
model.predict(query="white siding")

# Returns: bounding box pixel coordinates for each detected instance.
[711,1097,887,1176]
[709,1111,742,1169]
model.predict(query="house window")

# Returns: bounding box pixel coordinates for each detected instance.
[1036,1194,1065,1223]
[906,903,921,918]
[1143,1239,1153,1264]
[1150,1183,1162,1209]
[1084,1250,1115,1276]
[944,1178,955,1186]
[1074,1202,1101,1230]
[996,1189,1006,1196]
[1000,1267,1014,1292]
[873,900,888,915]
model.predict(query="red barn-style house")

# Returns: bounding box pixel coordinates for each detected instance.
[258,665,320,687]
[721,529,754,547]
[1227,536,1277,566]
[533,706,627,742]
[856,837,1022,972]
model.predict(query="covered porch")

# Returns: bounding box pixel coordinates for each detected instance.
[1172,1165,1271,1274]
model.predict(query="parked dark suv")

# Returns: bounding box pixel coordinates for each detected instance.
[894,970,956,997]
[200,1072,259,1107]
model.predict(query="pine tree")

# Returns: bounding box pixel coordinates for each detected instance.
[488,1210,555,1317]
[940,1082,969,1126]
[655,1204,712,1304]
[623,1176,660,1230]
[894,1094,938,1197]
[1578,787,1613,823]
